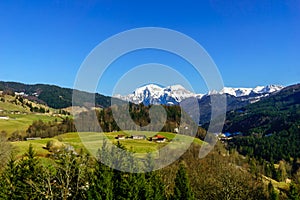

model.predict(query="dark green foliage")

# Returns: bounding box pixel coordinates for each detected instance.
[0,145,42,199]
[0,143,279,199]
[224,84,300,135]
[89,103,205,136]
[0,156,22,199]
[26,117,76,138]
[288,183,300,200]
[87,141,166,200]
[88,141,113,200]
[88,161,113,200]
[0,145,92,199]
[0,81,114,109]
[96,103,182,133]
[228,123,300,163]
[268,182,279,200]
[172,163,194,200]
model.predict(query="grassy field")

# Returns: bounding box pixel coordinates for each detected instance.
[0,94,62,134]
[11,131,204,158]
[0,113,62,134]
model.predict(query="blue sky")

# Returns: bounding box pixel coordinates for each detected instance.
[0,0,299,95]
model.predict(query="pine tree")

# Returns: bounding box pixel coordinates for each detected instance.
[88,159,113,199]
[146,171,166,200]
[0,155,22,199]
[144,153,166,200]
[173,163,194,200]
[18,144,41,199]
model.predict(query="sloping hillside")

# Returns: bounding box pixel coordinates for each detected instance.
[0,81,114,109]
[223,83,300,135]
[223,84,300,162]
[0,93,62,135]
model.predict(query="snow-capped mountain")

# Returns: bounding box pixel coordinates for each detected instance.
[114,84,203,105]
[114,84,284,105]
[219,85,284,97]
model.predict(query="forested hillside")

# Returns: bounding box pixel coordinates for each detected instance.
[0,81,113,109]
[223,83,300,135]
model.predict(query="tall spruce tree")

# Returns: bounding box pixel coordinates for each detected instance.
[0,155,21,199]
[88,146,113,200]
[173,163,194,200]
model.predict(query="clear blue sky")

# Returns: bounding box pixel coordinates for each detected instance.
[0,0,299,95]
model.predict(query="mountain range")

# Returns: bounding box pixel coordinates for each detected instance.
[0,81,287,124]
[114,84,284,106]
[2,80,300,156]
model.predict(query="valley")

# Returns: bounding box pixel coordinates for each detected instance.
[0,81,300,199]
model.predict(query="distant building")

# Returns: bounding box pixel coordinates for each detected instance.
[116,134,126,140]
[131,135,146,140]
[26,137,42,141]
[174,128,179,133]
[151,134,166,143]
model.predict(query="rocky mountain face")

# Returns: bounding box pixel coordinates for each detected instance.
[115,84,284,124]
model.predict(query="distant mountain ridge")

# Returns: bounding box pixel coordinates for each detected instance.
[0,81,114,109]
[114,84,203,106]
[218,85,284,97]
[115,84,284,106]
[223,83,300,135]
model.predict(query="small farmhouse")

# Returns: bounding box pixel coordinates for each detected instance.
[131,135,146,140]
[115,134,126,140]
[151,134,166,143]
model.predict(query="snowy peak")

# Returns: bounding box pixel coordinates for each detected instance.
[115,84,202,105]
[220,87,253,97]
[115,84,284,105]
[219,85,284,97]
[252,85,284,94]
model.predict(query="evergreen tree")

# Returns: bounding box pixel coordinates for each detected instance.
[144,153,166,200]
[0,155,22,199]
[146,171,166,200]
[88,148,113,200]
[173,163,194,200]
[18,144,41,199]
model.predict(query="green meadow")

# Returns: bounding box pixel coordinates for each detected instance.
[0,94,62,134]
[0,114,61,135]
[11,131,204,158]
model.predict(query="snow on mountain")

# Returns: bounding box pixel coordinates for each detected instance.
[219,87,253,97]
[219,85,284,97]
[114,84,284,105]
[252,85,284,94]
[114,84,202,105]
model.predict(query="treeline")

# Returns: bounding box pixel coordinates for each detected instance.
[98,103,182,133]
[23,103,206,140]
[227,123,300,184]
[228,123,300,163]
[223,84,300,135]
[75,103,206,138]
[26,118,76,138]
[0,143,194,200]
[3,140,294,199]
[0,81,115,109]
